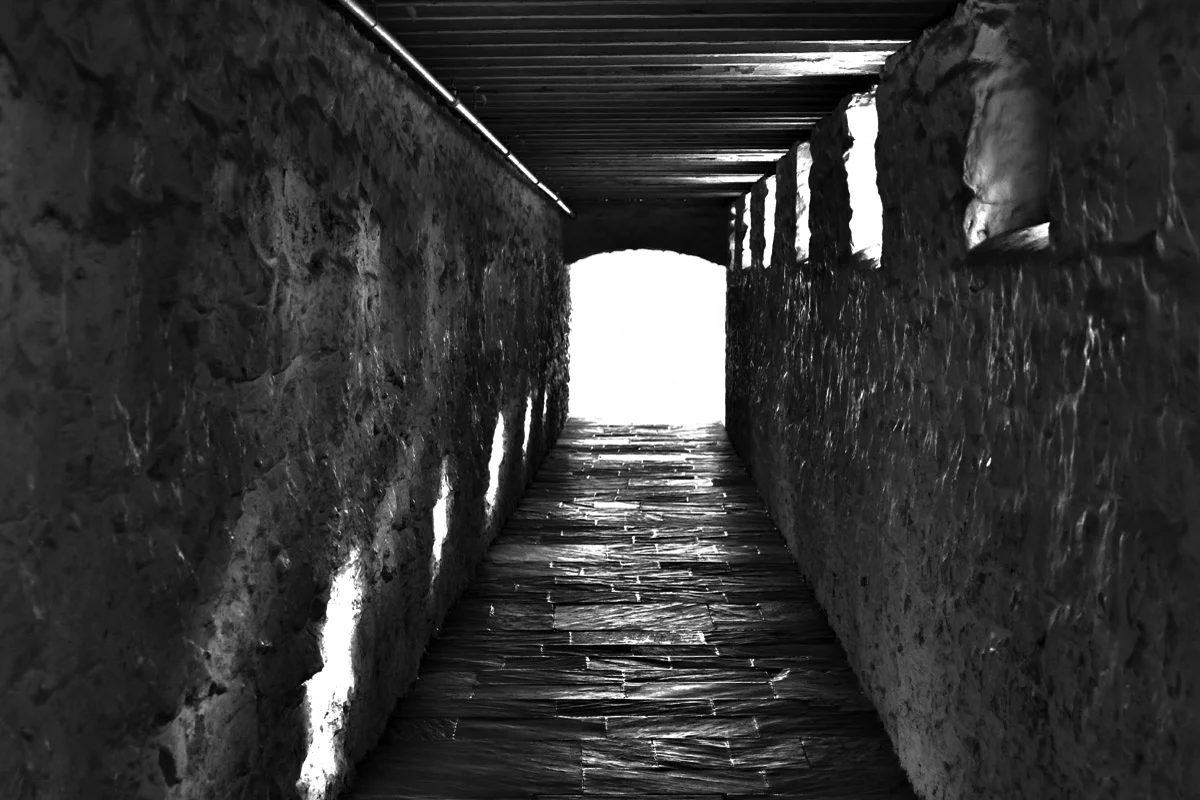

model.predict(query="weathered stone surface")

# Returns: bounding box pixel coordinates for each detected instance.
[729,2,1200,798]
[732,238,1200,800]
[1048,0,1200,258]
[875,4,978,276]
[0,1,567,799]
[960,2,1051,248]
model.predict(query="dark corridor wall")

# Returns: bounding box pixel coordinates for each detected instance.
[0,1,568,798]
[727,1,1200,798]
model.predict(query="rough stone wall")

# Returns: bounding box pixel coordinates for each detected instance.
[960,3,1051,248]
[727,1,1200,798]
[0,1,568,799]
[1048,0,1200,258]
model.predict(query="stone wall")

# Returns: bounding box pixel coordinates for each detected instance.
[727,1,1200,798]
[0,1,568,798]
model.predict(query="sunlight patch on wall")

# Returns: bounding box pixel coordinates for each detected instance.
[568,250,725,425]
[522,394,534,459]
[429,459,451,585]
[845,93,883,264]
[297,548,364,800]
[485,413,506,519]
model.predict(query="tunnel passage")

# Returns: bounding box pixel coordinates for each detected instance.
[347,422,916,798]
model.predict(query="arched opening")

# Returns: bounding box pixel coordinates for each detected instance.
[569,250,726,424]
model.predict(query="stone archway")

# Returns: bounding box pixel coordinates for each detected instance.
[564,202,732,267]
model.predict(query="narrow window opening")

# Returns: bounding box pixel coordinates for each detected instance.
[740,194,753,270]
[844,93,883,265]
[763,175,777,268]
[795,143,813,262]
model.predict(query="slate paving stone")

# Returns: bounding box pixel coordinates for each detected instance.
[652,738,736,767]
[603,716,761,740]
[402,671,478,700]
[470,683,626,700]
[454,716,608,740]
[624,680,775,700]
[344,422,915,799]
[386,718,457,741]
[569,629,708,646]
[583,765,769,795]
[554,699,714,717]
[554,602,713,631]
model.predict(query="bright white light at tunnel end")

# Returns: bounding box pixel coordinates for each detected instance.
[568,250,725,425]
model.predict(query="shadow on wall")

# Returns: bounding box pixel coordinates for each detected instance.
[295,381,548,800]
[569,250,726,425]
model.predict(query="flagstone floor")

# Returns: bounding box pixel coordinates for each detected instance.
[346,421,915,799]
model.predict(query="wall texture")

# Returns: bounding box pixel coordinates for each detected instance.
[0,1,568,798]
[728,1,1200,798]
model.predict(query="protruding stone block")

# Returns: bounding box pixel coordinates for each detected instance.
[961,3,1052,248]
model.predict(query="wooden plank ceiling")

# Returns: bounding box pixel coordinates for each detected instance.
[374,0,960,206]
